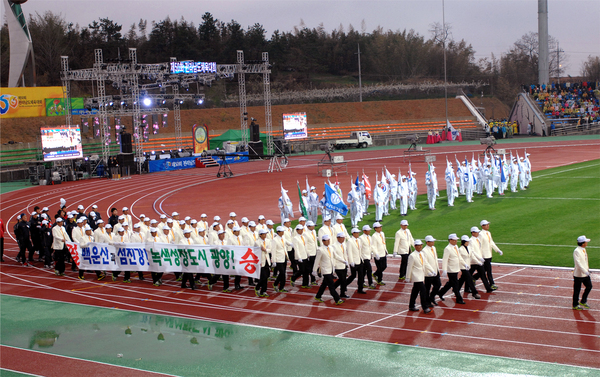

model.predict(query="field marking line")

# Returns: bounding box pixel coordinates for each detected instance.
[0,345,178,377]
[492,196,600,201]
[0,367,44,377]
[534,162,600,178]
[496,242,600,249]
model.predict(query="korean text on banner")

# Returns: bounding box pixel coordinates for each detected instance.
[1,86,64,118]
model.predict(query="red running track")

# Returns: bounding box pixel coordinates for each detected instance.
[1,139,599,368]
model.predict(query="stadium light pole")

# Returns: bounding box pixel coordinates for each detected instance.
[356,43,363,102]
[442,0,449,128]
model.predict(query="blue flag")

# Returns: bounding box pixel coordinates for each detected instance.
[500,161,506,183]
[324,184,348,216]
[355,175,360,187]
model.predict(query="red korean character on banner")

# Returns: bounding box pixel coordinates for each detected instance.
[66,242,80,267]
[239,248,259,274]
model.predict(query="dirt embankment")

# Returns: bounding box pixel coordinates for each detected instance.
[0,97,509,144]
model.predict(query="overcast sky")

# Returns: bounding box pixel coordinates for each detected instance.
[6,0,600,76]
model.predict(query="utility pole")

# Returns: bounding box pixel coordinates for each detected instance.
[442,0,449,126]
[356,43,363,102]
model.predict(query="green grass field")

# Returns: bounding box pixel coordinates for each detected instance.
[315,159,600,269]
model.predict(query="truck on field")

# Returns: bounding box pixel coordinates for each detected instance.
[333,131,373,149]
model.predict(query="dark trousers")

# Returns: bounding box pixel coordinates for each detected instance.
[181,273,196,289]
[439,272,463,302]
[288,248,298,274]
[316,273,340,302]
[425,273,441,303]
[152,272,164,284]
[333,267,348,295]
[257,263,270,294]
[573,276,593,307]
[374,256,387,283]
[346,264,358,287]
[308,255,317,283]
[473,258,495,285]
[210,274,230,290]
[17,240,33,263]
[469,264,492,292]
[291,260,309,287]
[274,262,287,290]
[43,246,52,266]
[362,259,373,287]
[79,269,103,278]
[194,273,210,282]
[409,281,428,309]
[113,271,131,280]
[31,238,42,260]
[458,268,478,295]
[0,236,4,260]
[399,254,409,278]
[54,247,67,273]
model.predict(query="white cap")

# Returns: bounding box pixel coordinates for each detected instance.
[306,221,315,227]
[42,207,49,211]
[172,212,179,216]
[41,214,48,219]
[162,224,171,230]
[179,220,185,225]
[167,218,173,223]
[118,215,125,220]
[470,227,480,233]
[232,226,241,232]
[299,216,306,222]
[336,232,345,238]
[310,186,316,190]
[425,235,436,242]
[323,216,331,222]
[118,227,125,233]
[226,219,234,225]
[351,228,360,233]
[229,212,237,217]
[198,226,206,232]
[139,214,146,219]
[160,214,167,219]
[84,225,92,231]
[17,214,21,220]
[98,219,105,224]
[266,220,275,225]
[67,214,73,219]
[400,220,409,226]
[201,213,207,218]
[77,217,84,223]
[122,222,129,227]
[336,214,344,220]
[461,235,470,242]
[259,229,269,235]
[578,235,591,243]
[448,233,459,240]
[190,219,198,224]
[31,211,37,216]
[92,205,98,209]
[373,222,382,228]
[150,219,158,224]
[122,207,128,211]
[214,216,221,221]
[276,226,285,232]
[322,234,331,241]
[77,205,84,210]
[150,227,157,232]
[212,222,220,228]
[144,217,150,222]
[133,224,141,229]
[283,218,290,223]
[295,224,304,230]
[258,215,265,220]
[183,229,192,234]
[414,239,423,245]
[302,189,307,194]
[248,221,256,227]
[217,230,225,235]
[105,224,112,229]
[184,216,191,221]
[480,220,490,226]
[362,225,371,231]
[42,220,49,225]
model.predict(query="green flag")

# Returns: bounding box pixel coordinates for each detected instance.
[297,182,308,218]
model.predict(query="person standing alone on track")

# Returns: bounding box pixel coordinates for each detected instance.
[573,236,593,310]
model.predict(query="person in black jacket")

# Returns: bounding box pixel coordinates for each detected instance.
[108,208,119,228]
[41,220,54,268]
[29,212,42,262]
[16,214,33,266]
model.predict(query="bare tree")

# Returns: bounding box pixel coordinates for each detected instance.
[581,56,600,82]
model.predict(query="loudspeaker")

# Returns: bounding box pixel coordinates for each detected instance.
[273,138,290,155]
[117,153,134,168]
[250,122,260,142]
[248,141,263,159]
[120,133,133,153]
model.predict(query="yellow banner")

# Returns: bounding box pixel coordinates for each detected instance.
[0,86,64,118]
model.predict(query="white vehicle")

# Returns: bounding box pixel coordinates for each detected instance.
[333,131,373,149]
